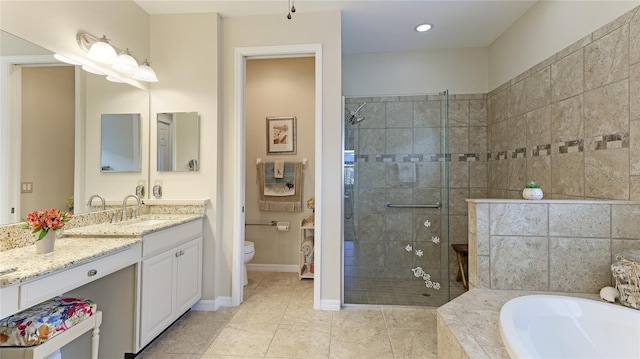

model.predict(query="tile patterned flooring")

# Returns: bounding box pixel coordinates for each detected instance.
[344,276,466,306]
[137,272,439,359]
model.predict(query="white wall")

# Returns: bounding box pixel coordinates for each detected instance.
[222,11,342,303]
[489,0,640,91]
[149,13,221,301]
[343,47,488,96]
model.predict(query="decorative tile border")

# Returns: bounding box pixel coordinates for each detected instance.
[595,133,629,150]
[351,153,489,163]
[559,139,583,154]
[494,151,508,160]
[458,154,479,162]
[402,154,424,162]
[511,148,527,159]
[375,154,396,162]
[487,132,629,161]
[430,154,451,162]
[532,144,551,157]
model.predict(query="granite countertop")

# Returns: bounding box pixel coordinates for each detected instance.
[62,213,204,237]
[0,236,141,288]
[437,288,601,358]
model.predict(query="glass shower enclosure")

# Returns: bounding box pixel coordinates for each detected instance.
[343,92,450,306]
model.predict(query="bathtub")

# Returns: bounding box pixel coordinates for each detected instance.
[500,295,640,359]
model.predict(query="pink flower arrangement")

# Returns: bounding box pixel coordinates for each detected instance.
[22,208,72,241]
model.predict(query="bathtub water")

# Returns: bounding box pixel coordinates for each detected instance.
[500,295,640,359]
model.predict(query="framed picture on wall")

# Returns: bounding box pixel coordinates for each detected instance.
[266,116,296,154]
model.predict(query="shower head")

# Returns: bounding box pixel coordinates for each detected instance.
[349,115,366,125]
[347,102,367,125]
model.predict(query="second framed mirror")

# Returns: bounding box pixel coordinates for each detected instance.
[157,112,200,172]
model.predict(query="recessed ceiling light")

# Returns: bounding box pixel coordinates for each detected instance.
[415,23,433,32]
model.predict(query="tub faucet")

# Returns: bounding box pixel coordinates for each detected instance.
[121,194,141,221]
[87,194,106,211]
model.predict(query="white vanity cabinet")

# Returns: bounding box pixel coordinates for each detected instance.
[138,219,203,349]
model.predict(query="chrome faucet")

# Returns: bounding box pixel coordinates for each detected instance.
[87,194,106,211]
[121,194,141,221]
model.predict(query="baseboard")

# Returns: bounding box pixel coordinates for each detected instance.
[191,297,232,311]
[320,299,341,311]
[247,263,298,272]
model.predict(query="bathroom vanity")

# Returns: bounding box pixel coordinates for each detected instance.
[0,210,204,358]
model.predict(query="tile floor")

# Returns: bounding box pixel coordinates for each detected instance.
[137,271,439,359]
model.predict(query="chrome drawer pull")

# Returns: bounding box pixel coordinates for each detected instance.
[87,269,98,277]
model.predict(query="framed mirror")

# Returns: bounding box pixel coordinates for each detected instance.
[1,30,151,225]
[157,112,200,172]
[100,113,142,172]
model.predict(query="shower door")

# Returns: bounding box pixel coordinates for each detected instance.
[343,92,450,306]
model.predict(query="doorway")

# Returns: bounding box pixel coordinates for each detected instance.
[0,56,75,225]
[232,44,323,308]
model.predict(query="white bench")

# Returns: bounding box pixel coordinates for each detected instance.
[0,297,102,359]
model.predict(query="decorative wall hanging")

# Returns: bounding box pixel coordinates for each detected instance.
[267,116,296,154]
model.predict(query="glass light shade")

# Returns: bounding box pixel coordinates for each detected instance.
[112,51,138,74]
[106,75,125,83]
[133,60,158,82]
[87,37,117,64]
[53,53,81,65]
[81,65,106,75]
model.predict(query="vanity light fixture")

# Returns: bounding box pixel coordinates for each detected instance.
[53,53,81,65]
[106,75,125,83]
[86,35,118,64]
[81,64,106,76]
[415,23,433,32]
[77,32,158,82]
[132,59,158,82]
[112,49,138,74]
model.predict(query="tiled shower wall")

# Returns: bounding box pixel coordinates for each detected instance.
[344,94,487,286]
[487,6,640,200]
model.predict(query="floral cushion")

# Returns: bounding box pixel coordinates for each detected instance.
[0,297,97,347]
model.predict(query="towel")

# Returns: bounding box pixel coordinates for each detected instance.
[301,238,314,264]
[258,162,303,212]
[263,162,296,196]
[397,163,416,183]
[274,160,285,179]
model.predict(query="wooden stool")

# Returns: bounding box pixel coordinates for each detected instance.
[451,244,469,290]
[0,297,102,359]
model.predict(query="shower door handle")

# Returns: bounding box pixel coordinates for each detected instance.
[385,202,441,209]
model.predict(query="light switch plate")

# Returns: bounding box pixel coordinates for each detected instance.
[21,182,33,193]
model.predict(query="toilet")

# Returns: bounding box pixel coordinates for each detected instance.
[243,241,255,286]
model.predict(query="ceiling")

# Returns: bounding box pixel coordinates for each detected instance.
[134,0,537,55]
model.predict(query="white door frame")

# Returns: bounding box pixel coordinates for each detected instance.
[0,55,73,224]
[232,44,323,308]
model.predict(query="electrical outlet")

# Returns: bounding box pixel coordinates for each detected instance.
[136,180,146,197]
[153,180,163,198]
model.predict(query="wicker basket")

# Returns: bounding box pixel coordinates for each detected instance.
[611,250,640,310]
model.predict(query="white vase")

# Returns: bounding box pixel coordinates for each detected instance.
[35,231,56,254]
[522,188,543,200]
